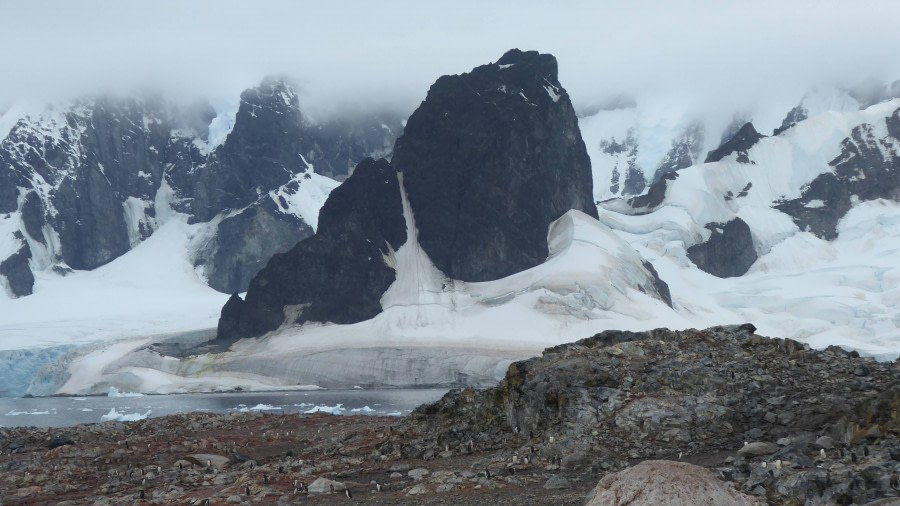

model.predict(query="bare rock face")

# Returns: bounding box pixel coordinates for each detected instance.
[585,460,762,506]
[216,158,405,341]
[394,48,597,282]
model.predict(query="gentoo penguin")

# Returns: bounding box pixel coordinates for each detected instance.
[345,488,353,498]
[245,485,251,496]
[485,469,491,479]
[376,482,383,492]
[139,490,145,499]
[819,448,826,459]
[851,451,858,463]
[330,483,335,494]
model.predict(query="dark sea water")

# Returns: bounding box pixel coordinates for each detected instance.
[0,388,449,428]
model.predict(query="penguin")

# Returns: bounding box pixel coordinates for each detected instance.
[485,469,491,479]
[178,463,182,471]
[264,474,269,484]
[851,451,858,463]
[819,448,827,459]
[279,465,285,474]
[206,459,211,468]
[345,488,353,498]
[376,482,383,492]
[864,445,869,457]
[245,485,251,496]
[140,490,145,499]
[330,483,335,494]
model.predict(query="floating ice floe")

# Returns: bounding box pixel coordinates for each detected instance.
[107,387,145,398]
[304,404,345,415]
[100,408,151,422]
[349,405,375,413]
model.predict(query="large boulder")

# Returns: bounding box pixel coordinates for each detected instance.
[585,460,762,506]
[687,218,757,277]
[394,48,597,281]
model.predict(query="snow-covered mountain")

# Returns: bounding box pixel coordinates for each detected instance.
[1,50,898,397]
[0,78,401,298]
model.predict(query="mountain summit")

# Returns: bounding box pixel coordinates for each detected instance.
[218,49,601,340]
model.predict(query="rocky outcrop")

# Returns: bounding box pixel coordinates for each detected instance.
[705,122,764,163]
[687,218,757,277]
[776,107,900,240]
[394,48,597,282]
[407,324,900,504]
[216,158,405,341]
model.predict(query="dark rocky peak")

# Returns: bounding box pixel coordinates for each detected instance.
[704,122,764,164]
[687,217,757,277]
[394,48,597,281]
[653,122,704,183]
[776,107,900,239]
[216,158,406,341]
[773,105,808,136]
[186,77,309,223]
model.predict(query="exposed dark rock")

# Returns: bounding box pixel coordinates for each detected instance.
[51,167,131,270]
[628,172,677,211]
[20,191,46,244]
[0,242,34,297]
[47,437,75,450]
[653,123,704,183]
[198,199,313,294]
[394,48,597,282]
[705,122,764,163]
[687,218,757,277]
[641,261,672,308]
[776,108,900,239]
[216,158,405,341]
[601,130,646,196]
[187,78,309,224]
[773,105,808,136]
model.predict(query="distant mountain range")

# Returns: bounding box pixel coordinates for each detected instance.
[0,49,897,397]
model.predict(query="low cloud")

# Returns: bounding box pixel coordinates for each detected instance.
[2,0,899,119]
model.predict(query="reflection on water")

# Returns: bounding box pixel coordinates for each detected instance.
[0,389,449,428]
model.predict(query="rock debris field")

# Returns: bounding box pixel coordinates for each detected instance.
[2,324,900,505]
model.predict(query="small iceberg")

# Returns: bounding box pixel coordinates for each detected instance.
[350,405,376,413]
[236,403,282,412]
[100,408,151,422]
[107,387,144,398]
[304,404,345,415]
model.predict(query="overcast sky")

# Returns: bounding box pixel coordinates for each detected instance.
[2,0,900,117]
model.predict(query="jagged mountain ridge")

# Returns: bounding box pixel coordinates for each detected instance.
[0,80,401,297]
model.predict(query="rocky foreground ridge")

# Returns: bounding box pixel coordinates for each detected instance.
[2,325,899,504]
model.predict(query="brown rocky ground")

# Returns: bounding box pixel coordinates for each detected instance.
[0,411,593,505]
[4,324,900,505]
